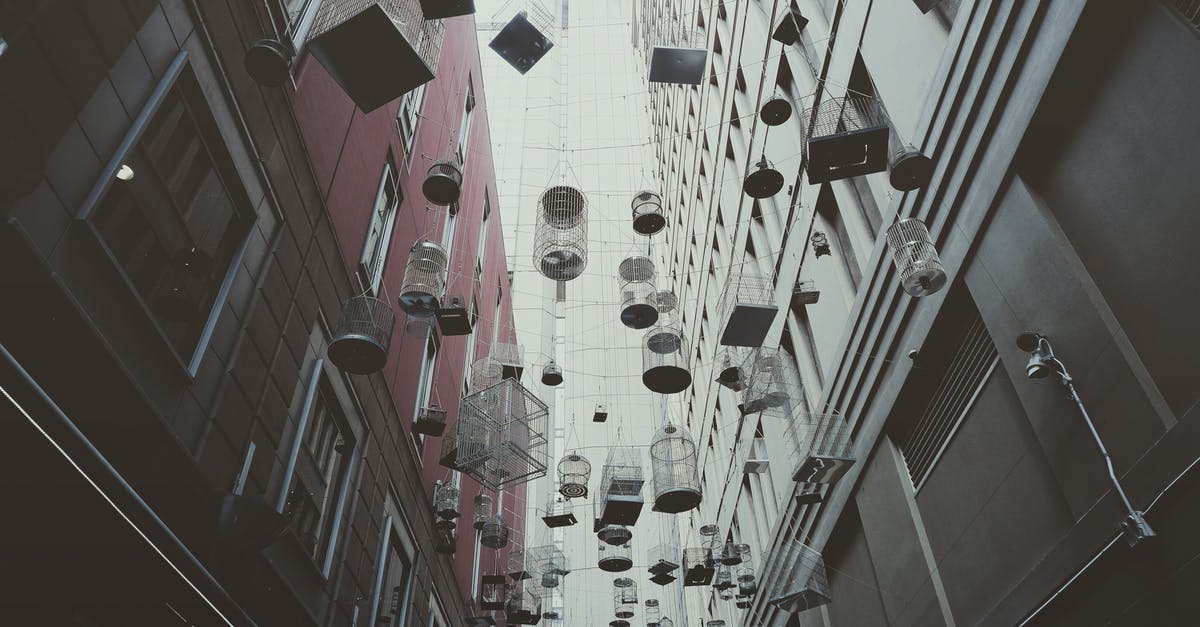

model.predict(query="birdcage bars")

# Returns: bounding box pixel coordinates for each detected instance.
[803,94,890,184]
[631,191,666,235]
[471,356,504,393]
[480,573,507,610]
[598,541,633,572]
[742,347,805,418]
[650,424,702,513]
[720,275,777,347]
[644,599,661,627]
[558,453,591,499]
[885,218,947,297]
[399,240,449,317]
[533,185,588,281]
[789,413,856,486]
[434,482,461,519]
[473,493,493,530]
[596,447,646,526]
[505,582,543,625]
[683,547,715,586]
[481,514,510,549]
[613,578,638,618]
[763,541,831,614]
[328,295,396,374]
[642,326,692,394]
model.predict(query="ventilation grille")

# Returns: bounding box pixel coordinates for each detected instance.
[898,312,998,490]
[1166,1,1200,33]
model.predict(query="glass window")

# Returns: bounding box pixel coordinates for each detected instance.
[285,381,353,564]
[456,78,476,165]
[266,0,317,41]
[412,337,438,450]
[91,76,252,358]
[359,157,401,294]
[375,529,413,627]
[396,83,426,160]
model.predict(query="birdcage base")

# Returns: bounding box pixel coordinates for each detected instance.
[539,250,585,281]
[650,572,677,586]
[720,304,779,347]
[600,495,645,527]
[768,588,832,614]
[244,39,292,86]
[899,263,947,297]
[307,4,434,113]
[793,454,856,485]
[542,512,577,527]
[683,565,715,586]
[328,333,389,375]
[743,166,785,198]
[716,365,745,391]
[489,12,554,75]
[597,524,633,546]
[761,97,793,126]
[398,291,441,317]
[806,126,889,184]
[889,148,934,192]
[621,303,660,329]
[419,0,476,19]
[560,482,588,499]
[649,46,708,84]
[633,212,667,235]
[599,555,633,572]
[643,366,692,394]
[653,488,702,514]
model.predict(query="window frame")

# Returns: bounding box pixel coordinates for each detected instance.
[411,335,440,451]
[359,156,401,295]
[455,77,476,166]
[263,0,321,57]
[368,496,419,627]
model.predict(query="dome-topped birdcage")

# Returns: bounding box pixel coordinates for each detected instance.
[642,326,692,394]
[631,190,666,235]
[473,493,493,530]
[541,360,564,386]
[434,482,461,519]
[618,255,659,330]
[885,218,947,297]
[480,514,510,549]
[399,240,449,317]
[598,524,633,546]
[650,424,702,513]
[743,156,785,198]
[715,347,747,391]
[598,541,633,572]
[558,453,591,499]
[328,295,395,374]
[422,161,464,205]
[533,185,588,281]
[613,578,638,618]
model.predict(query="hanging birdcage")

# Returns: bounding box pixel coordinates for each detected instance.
[742,347,805,418]
[558,453,591,499]
[885,218,947,297]
[508,548,530,581]
[541,360,564,386]
[613,578,638,618]
[760,95,793,126]
[505,582,543,625]
[454,379,550,490]
[413,403,447,436]
[596,447,645,526]
[719,540,743,566]
[789,413,856,487]
[715,347,747,391]
[804,95,890,184]
[642,326,692,394]
[654,290,678,315]
[631,191,666,235]
[471,356,504,393]
[743,157,785,198]
[762,541,831,614]
[423,161,464,205]
[328,295,395,374]
[598,541,633,572]
[720,274,777,347]
[648,542,680,577]
[434,482,461,519]
[489,7,555,75]
[533,185,588,281]
[644,599,661,627]
[649,28,707,84]
[683,547,715,586]
[713,563,735,591]
[399,240,449,317]
[481,514,510,549]
[473,493,493,530]
[434,524,456,554]
[494,342,526,380]
[480,573,507,610]
[598,524,633,546]
[650,424,702,513]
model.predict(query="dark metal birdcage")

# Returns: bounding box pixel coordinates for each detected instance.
[558,453,591,499]
[642,326,692,394]
[804,95,890,184]
[533,185,588,280]
[631,190,666,235]
[423,160,464,205]
[719,275,777,347]
[328,295,395,374]
[650,424,701,513]
[399,240,449,317]
[480,514,510,549]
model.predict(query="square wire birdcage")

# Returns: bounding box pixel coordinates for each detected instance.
[493,342,526,380]
[741,347,805,419]
[803,95,890,184]
[762,541,831,614]
[455,379,550,490]
[596,446,646,526]
[526,545,569,578]
[787,413,856,486]
[719,275,778,347]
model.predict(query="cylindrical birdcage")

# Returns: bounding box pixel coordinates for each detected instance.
[714,563,735,590]
[620,280,659,330]
[597,524,633,546]
[715,347,746,391]
[422,160,464,205]
[481,514,509,549]
[558,453,591,499]
[655,290,678,315]
[644,599,661,627]
[618,255,656,283]
[885,218,947,297]
[613,578,637,618]
[470,356,504,393]
[328,295,395,374]
[650,424,701,513]
[533,185,588,281]
[631,191,666,235]
[473,493,493,530]
[743,157,784,198]
[598,541,633,572]
[434,482,461,519]
[642,326,692,394]
[541,570,561,589]
[399,240,449,317]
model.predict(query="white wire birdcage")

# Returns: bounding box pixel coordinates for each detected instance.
[444,379,549,490]
[642,326,691,394]
[613,578,638,618]
[533,185,588,281]
[399,240,449,317]
[719,274,777,347]
[329,295,395,374]
[650,424,701,513]
[434,482,460,519]
[762,541,832,614]
[470,356,504,392]
[596,447,646,527]
[788,412,856,487]
[473,493,493,530]
[741,347,805,419]
[649,542,680,576]
[631,191,666,235]
[885,218,947,297]
[505,581,543,625]
[598,541,633,572]
[557,452,591,499]
[803,94,891,184]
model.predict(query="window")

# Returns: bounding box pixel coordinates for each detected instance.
[441,201,459,255]
[456,78,476,165]
[412,337,439,449]
[265,0,320,51]
[474,191,491,283]
[284,379,354,565]
[396,84,426,160]
[359,156,401,293]
[374,528,414,627]
[89,61,253,360]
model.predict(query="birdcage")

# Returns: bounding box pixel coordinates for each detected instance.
[598,524,633,546]
[596,447,646,526]
[494,342,525,380]
[743,157,784,198]
[328,295,395,374]
[631,191,666,235]
[763,541,831,613]
[508,548,530,581]
[481,514,510,549]
[471,356,504,393]
[422,160,464,205]
[654,290,679,315]
[650,424,701,513]
[533,185,588,281]
[793,280,821,306]
[456,379,550,490]
[541,360,564,386]
[489,8,555,75]
[742,347,805,418]
[648,542,680,576]
[434,524,456,554]
[803,95,890,184]
[683,547,715,586]
[434,482,461,519]
[413,403,447,436]
[598,541,633,572]
[789,413,856,486]
[613,578,638,618]
[505,582,543,625]
[760,95,793,126]
[718,540,743,566]
[619,282,660,330]
[399,241,449,317]
[649,28,707,84]
[714,347,746,391]
[419,0,475,19]
[720,275,777,347]
[713,563,735,591]
[642,326,692,394]
[480,573,507,610]
[885,218,947,297]
[306,0,440,111]
[644,599,661,627]
[558,453,591,499]
[473,493,493,530]
[437,410,491,473]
